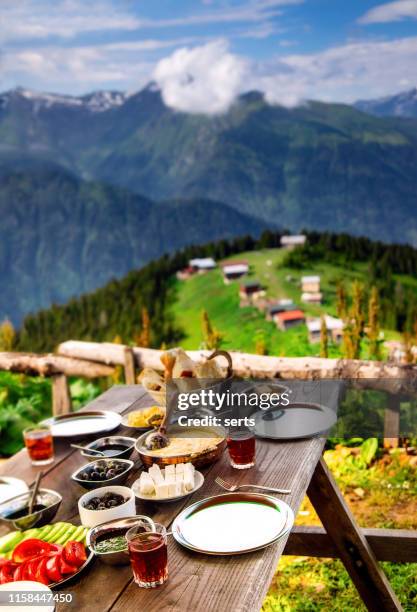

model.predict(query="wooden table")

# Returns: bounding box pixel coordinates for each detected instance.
[0,386,403,612]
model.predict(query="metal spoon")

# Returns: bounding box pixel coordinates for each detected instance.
[70,444,105,456]
[28,471,43,515]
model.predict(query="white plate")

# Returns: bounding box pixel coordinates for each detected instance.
[132,469,204,503]
[172,493,294,555]
[0,581,54,611]
[42,411,121,438]
[0,477,28,504]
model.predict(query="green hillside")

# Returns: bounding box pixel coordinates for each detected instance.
[16,230,417,355]
[171,247,401,357]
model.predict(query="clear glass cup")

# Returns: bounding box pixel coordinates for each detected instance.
[23,424,54,466]
[227,429,256,469]
[126,522,168,588]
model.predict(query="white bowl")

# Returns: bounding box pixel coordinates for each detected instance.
[78,485,136,528]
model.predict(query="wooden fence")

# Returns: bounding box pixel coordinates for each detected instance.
[56,340,414,446]
[0,340,414,443]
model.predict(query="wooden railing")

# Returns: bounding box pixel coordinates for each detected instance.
[55,340,415,446]
[0,351,114,415]
[1,340,413,442]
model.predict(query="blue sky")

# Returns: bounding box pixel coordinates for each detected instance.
[2,0,417,112]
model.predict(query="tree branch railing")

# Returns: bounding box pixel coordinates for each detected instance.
[0,351,115,415]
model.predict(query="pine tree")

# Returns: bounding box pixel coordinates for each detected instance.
[350,281,365,359]
[136,307,151,348]
[367,286,381,360]
[320,315,328,358]
[254,330,267,355]
[0,319,15,351]
[201,310,223,350]
[336,281,347,319]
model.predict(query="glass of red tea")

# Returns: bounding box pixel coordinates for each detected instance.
[227,429,256,469]
[126,523,168,588]
[23,424,54,466]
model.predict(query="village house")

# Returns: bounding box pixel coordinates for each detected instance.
[306,315,344,344]
[274,309,306,331]
[301,275,321,293]
[266,301,298,321]
[222,261,249,284]
[189,257,216,272]
[301,291,323,304]
[239,280,265,306]
[280,235,306,249]
[176,257,216,280]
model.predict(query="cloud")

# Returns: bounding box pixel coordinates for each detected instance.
[259,36,417,105]
[0,0,302,44]
[153,36,417,113]
[153,40,247,114]
[0,0,142,42]
[358,0,417,24]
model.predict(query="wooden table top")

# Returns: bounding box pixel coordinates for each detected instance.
[0,385,325,612]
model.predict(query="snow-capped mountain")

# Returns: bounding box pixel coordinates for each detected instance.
[355,87,417,119]
[0,87,127,113]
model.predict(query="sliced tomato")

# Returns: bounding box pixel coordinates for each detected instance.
[25,558,40,582]
[0,562,18,584]
[0,558,9,567]
[59,555,78,575]
[13,564,23,581]
[35,557,50,585]
[45,555,62,583]
[49,543,63,554]
[12,539,53,564]
[63,542,87,568]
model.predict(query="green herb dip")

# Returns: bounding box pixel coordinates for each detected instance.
[95,535,127,553]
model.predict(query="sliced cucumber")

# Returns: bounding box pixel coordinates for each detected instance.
[55,526,76,545]
[0,531,24,554]
[68,526,85,542]
[42,522,65,542]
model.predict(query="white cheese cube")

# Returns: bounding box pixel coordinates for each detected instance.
[174,481,184,496]
[149,464,164,485]
[139,472,155,495]
[167,483,177,497]
[175,463,185,474]
[155,482,170,498]
[165,465,175,479]
[184,462,195,478]
[175,471,184,484]
[183,470,195,492]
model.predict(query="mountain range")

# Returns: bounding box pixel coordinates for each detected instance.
[1,84,417,324]
[0,161,269,325]
[355,88,417,119]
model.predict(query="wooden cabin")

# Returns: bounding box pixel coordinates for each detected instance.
[274,309,306,331]
[307,315,344,344]
[301,275,321,293]
[280,235,306,249]
[222,261,249,284]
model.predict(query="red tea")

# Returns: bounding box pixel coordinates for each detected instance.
[227,434,256,469]
[128,532,168,587]
[24,429,54,465]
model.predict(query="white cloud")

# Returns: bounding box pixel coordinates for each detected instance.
[153,40,248,114]
[0,0,302,43]
[359,0,417,24]
[152,36,417,112]
[0,0,142,42]
[259,36,417,105]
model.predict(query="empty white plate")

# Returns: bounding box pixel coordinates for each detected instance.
[173,492,294,555]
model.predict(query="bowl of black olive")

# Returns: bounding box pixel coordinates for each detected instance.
[78,486,136,528]
[71,459,134,490]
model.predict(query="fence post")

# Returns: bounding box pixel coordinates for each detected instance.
[52,374,72,416]
[384,394,400,449]
[123,347,136,385]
